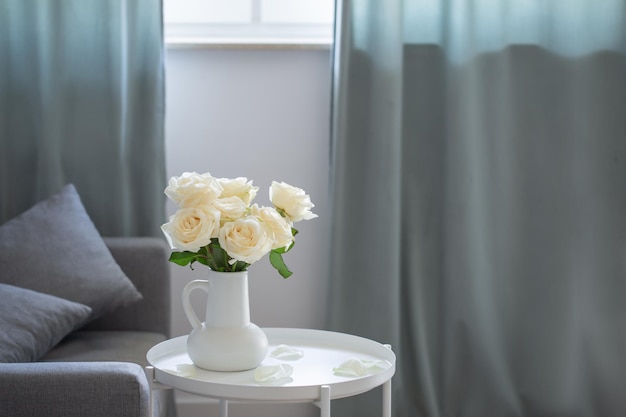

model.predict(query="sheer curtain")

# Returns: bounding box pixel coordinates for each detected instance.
[0,0,166,236]
[328,1,626,416]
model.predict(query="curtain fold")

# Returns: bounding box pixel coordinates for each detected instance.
[329,1,626,416]
[0,0,166,236]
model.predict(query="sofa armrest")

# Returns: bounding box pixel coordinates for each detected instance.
[0,362,150,417]
[84,237,172,337]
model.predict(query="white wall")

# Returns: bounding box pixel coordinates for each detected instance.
[164,46,332,417]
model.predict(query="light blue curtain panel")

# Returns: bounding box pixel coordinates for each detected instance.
[328,1,626,416]
[0,0,166,236]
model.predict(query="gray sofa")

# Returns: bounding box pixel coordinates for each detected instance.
[0,237,175,417]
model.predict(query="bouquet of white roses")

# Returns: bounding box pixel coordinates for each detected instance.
[161,172,317,278]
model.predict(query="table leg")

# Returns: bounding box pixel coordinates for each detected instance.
[320,385,331,417]
[219,399,229,417]
[145,366,171,417]
[145,366,154,417]
[382,379,392,417]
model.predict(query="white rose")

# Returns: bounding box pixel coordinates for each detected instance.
[165,172,223,208]
[161,206,220,252]
[219,216,274,264]
[217,177,258,205]
[213,196,248,222]
[270,181,318,222]
[251,204,294,250]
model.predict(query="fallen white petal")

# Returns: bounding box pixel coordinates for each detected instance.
[166,364,197,377]
[254,364,293,382]
[270,344,304,360]
[333,358,386,377]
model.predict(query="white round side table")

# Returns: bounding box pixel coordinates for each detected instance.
[146,328,396,417]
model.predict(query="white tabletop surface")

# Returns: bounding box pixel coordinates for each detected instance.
[147,328,396,402]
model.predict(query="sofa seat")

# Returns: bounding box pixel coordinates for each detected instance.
[39,330,174,417]
[41,331,166,365]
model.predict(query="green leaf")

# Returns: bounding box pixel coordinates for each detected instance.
[210,242,227,268]
[270,250,293,279]
[168,251,198,267]
[195,256,210,267]
[232,260,249,272]
[273,240,295,254]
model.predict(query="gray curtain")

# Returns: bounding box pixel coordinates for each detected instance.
[0,0,166,236]
[328,1,626,416]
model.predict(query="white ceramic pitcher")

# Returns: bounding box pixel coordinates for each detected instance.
[182,270,268,371]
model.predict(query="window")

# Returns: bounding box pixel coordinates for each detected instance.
[164,0,335,47]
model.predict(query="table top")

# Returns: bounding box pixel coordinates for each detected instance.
[146,328,396,402]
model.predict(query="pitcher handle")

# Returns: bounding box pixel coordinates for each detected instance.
[182,279,210,330]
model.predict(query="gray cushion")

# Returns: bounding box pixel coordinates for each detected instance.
[0,184,142,321]
[0,284,92,363]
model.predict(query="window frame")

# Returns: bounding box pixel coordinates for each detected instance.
[163,0,335,49]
